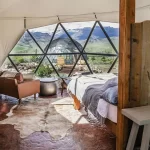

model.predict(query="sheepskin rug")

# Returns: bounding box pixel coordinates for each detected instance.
[0,97,88,139]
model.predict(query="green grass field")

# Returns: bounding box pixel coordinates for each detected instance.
[10,37,119,54]
[85,37,119,54]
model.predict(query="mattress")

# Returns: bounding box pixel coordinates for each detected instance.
[97,98,117,123]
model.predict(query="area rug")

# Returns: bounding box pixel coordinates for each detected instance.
[0,97,88,140]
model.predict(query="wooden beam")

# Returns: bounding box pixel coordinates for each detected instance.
[117,0,135,149]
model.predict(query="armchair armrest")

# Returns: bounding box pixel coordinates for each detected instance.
[0,77,19,98]
[17,80,40,99]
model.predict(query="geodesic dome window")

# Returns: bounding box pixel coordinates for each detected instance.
[2,21,119,78]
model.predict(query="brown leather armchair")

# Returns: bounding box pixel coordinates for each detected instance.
[0,77,40,105]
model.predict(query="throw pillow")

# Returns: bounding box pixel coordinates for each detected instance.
[100,77,118,92]
[15,73,24,83]
[101,86,118,105]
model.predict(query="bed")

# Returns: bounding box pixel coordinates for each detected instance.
[67,73,118,135]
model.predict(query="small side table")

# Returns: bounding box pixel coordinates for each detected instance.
[39,78,58,96]
[122,105,150,150]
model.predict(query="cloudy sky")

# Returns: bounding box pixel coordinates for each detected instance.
[30,21,119,33]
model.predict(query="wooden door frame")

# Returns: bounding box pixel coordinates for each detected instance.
[117,0,135,149]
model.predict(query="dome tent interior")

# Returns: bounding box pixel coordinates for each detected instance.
[0,0,150,149]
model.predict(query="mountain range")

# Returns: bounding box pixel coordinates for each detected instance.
[24,26,119,43]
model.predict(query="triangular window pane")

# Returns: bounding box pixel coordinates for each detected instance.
[85,22,116,54]
[69,55,91,76]
[29,24,56,50]
[47,54,84,77]
[110,58,119,75]
[9,56,43,74]
[62,21,95,47]
[1,58,17,72]
[10,31,43,54]
[86,55,117,73]
[36,57,58,78]
[101,22,119,51]
[47,25,80,54]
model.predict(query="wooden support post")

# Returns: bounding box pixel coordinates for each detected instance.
[117,0,135,149]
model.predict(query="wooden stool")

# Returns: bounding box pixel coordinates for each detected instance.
[122,105,150,150]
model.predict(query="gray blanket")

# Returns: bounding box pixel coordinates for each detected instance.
[82,77,118,121]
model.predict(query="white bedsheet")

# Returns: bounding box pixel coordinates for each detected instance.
[97,99,117,123]
[67,73,117,123]
[97,98,109,118]
[67,73,116,102]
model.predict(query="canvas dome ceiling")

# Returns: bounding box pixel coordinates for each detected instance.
[0,0,150,66]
